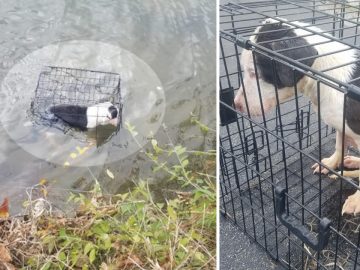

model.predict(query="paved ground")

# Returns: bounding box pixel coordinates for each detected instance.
[220,215,283,270]
[218,0,284,268]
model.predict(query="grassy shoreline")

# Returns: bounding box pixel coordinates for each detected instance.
[0,126,216,269]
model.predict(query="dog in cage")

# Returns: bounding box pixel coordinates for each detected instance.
[46,101,119,130]
[233,18,360,215]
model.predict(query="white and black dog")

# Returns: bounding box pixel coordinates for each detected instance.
[234,18,360,215]
[48,101,119,129]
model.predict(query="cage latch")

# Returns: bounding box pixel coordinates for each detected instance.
[275,186,332,252]
[235,35,251,50]
[347,84,360,102]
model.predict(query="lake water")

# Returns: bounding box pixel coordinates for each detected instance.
[0,0,216,213]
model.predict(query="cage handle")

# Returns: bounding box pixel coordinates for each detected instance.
[275,186,332,252]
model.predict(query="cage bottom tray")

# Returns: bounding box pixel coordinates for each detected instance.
[221,139,360,269]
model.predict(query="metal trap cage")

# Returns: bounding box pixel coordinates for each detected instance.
[220,0,360,269]
[30,66,122,143]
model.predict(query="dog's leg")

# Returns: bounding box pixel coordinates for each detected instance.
[312,131,344,174]
[329,170,360,180]
[343,156,360,169]
[342,172,360,215]
[329,156,360,179]
[342,143,360,215]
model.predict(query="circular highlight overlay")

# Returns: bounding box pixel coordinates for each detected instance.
[0,40,165,166]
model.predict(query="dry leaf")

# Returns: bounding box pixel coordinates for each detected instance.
[38,178,47,186]
[33,199,46,218]
[0,198,9,218]
[122,254,143,267]
[0,244,11,263]
[106,169,115,179]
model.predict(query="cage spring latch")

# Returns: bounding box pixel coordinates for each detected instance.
[235,35,251,50]
[275,186,332,252]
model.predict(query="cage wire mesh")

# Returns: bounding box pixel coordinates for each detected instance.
[220,0,360,269]
[30,66,122,144]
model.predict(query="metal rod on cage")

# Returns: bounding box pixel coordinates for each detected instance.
[293,68,307,268]
[219,148,229,195]
[221,30,360,100]
[233,31,242,92]
[283,0,360,27]
[221,1,360,22]
[316,81,322,220]
[220,38,232,89]
[219,179,227,215]
[225,42,262,238]
[222,11,360,29]
[354,226,360,269]
[254,29,360,50]
[227,1,360,51]
[332,1,338,37]
[236,48,254,173]
[238,53,259,242]
[226,125,240,220]
[340,1,346,39]
[321,58,360,73]
[219,94,314,133]
[265,92,280,259]
[298,47,353,62]
[232,117,252,233]
[220,139,360,255]
[249,50,278,253]
[220,101,360,189]
[333,90,348,270]
[271,58,293,268]
[306,102,311,147]
[219,139,238,224]
[221,1,360,18]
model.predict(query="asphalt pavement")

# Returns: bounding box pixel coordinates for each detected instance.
[220,215,283,270]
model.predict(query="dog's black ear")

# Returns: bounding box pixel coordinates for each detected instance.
[255,36,317,88]
[270,38,317,87]
[108,105,118,119]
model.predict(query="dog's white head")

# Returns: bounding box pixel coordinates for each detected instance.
[234,18,318,116]
[87,102,119,128]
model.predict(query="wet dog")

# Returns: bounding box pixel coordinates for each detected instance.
[48,101,118,129]
[234,18,360,215]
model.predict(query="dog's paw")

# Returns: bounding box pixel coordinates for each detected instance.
[344,156,360,169]
[312,156,340,174]
[342,191,360,216]
[311,162,327,174]
[329,170,360,180]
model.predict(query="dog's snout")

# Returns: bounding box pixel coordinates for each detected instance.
[234,90,245,112]
[234,99,244,112]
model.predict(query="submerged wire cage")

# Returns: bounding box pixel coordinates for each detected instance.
[220,1,360,269]
[31,66,122,143]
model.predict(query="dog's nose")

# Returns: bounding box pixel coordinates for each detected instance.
[234,99,243,111]
[234,92,244,112]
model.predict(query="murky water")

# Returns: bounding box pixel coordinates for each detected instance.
[1,41,166,166]
[0,0,216,213]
